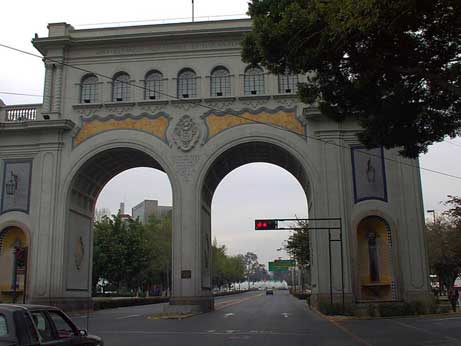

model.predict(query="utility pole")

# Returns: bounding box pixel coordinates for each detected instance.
[192,0,195,22]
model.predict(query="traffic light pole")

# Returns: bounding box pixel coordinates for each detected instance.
[256,217,344,313]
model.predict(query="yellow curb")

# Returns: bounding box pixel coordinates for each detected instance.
[310,306,461,321]
[147,313,200,320]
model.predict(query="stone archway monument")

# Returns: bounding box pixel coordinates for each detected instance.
[0,19,431,312]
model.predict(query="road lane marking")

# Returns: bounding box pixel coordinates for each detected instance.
[310,307,372,345]
[224,313,235,318]
[281,313,291,318]
[116,314,141,320]
[215,293,263,310]
[98,330,312,336]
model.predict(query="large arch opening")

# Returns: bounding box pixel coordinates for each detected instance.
[200,141,312,294]
[65,147,173,299]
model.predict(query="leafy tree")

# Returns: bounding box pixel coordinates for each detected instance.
[212,240,246,288]
[243,252,260,286]
[285,220,310,268]
[444,195,461,225]
[92,213,151,292]
[242,0,461,157]
[143,215,172,293]
[426,216,461,289]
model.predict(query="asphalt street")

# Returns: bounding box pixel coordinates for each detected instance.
[72,291,461,346]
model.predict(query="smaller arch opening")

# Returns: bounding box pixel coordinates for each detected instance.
[357,216,397,301]
[0,226,28,303]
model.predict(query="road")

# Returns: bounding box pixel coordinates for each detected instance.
[73,291,461,346]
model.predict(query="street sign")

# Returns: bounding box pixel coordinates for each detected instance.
[268,259,295,272]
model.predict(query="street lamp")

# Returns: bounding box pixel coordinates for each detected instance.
[427,209,436,223]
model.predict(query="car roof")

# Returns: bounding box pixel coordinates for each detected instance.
[0,304,62,312]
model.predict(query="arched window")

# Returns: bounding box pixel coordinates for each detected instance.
[177,69,197,99]
[210,66,231,97]
[145,70,163,100]
[278,73,299,94]
[244,66,264,96]
[112,72,130,102]
[80,74,98,103]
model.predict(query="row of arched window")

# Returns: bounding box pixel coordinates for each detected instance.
[79,66,299,104]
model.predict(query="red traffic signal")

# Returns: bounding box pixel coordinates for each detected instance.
[255,219,278,230]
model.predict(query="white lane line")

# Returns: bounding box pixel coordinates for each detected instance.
[432,317,461,321]
[115,314,141,320]
[281,313,291,318]
[224,313,235,318]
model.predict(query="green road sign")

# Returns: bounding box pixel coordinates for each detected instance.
[268,259,295,272]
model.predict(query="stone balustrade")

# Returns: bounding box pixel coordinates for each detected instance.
[1,104,42,122]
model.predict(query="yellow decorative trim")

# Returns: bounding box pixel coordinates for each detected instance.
[74,115,169,146]
[205,110,304,140]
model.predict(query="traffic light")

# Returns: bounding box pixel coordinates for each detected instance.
[255,219,278,230]
[15,247,27,268]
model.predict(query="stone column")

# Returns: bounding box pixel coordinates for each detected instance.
[52,64,63,116]
[168,172,214,313]
[42,62,54,115]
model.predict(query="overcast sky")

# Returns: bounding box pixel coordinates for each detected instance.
[1,1,460,267]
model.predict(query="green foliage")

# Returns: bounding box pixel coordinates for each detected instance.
[426,197,461,289]
[285,220,310,268]
[242,0,461,157]
[212,239,246,288]
[92,213,172,294]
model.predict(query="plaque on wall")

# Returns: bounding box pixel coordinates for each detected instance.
[351,146,387,203]
[1,160,33,214]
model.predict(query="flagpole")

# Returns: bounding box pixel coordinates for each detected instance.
[192,0,195,22]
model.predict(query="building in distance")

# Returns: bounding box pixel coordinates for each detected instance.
[132,200,172,224]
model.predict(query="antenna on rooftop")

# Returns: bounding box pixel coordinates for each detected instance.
[192,0,195,22]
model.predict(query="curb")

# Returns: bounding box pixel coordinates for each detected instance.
[310,306,461,321]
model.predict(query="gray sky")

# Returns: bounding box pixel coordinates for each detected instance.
[1,0,460,267]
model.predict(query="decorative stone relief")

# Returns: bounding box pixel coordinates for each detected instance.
[139,104,165,114]
[240,98,268,109]
[104,105,134,115]
[204,101,234,110]
[175,154,201,182]
[351,146,388,203]
[74,236,85,271]
[1,160,33,214]
[172,102,199,112]
[172,115,201,152]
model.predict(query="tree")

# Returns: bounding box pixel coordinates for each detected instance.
[285,220,310,268]
[426,216,461,289]
[242,0,461,157]
[243,252,260,287]
[211,240,246,288]
[92,213,152,293]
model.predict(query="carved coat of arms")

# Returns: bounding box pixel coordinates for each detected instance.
[173,115,201,152]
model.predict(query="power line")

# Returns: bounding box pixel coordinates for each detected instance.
[0,42,460,181]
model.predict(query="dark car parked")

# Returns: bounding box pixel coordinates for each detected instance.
[0,304,103,346]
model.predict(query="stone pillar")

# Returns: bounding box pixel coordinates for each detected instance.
[52,64,63,115]
[309,131,354,307]
[42,63,54,115]
[167,175,214,313]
